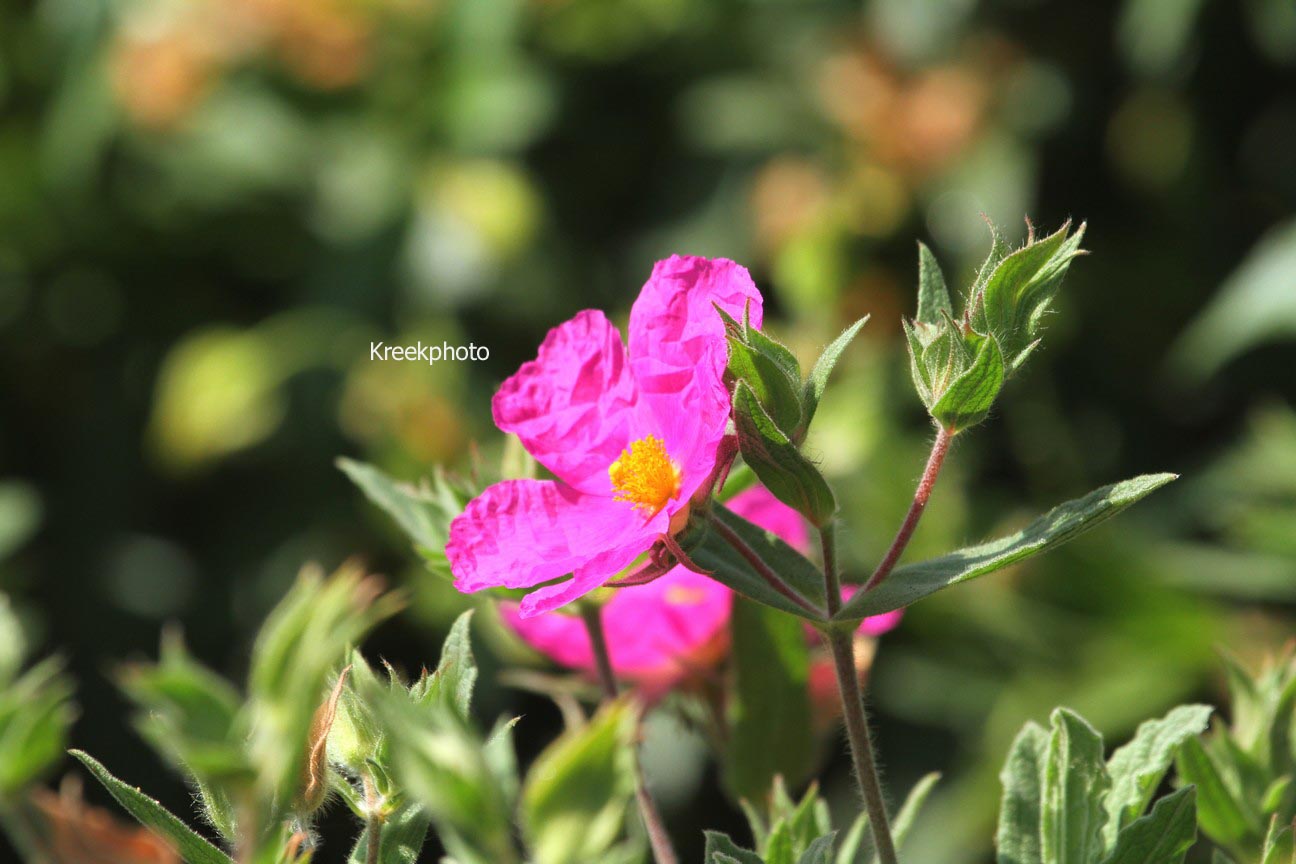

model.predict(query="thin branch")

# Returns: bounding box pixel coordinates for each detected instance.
[363,776,382,864]
[828,628,898,864]
[864,425,953,592]
[580,605,680,864]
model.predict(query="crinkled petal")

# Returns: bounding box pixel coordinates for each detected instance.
[627,256,764,499]
[497,485,797,689]
[499,569,730,685]
[447,479,661,606]
[492,310,642,495]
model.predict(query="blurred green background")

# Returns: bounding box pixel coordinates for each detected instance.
[1,0,1294,861]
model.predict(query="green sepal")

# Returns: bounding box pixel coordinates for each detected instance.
[929,328,1005,432]
[916,242,953,325]
[733,381,836,527]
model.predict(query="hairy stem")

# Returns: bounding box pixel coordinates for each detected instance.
[710,516,824,617]
[864,425,952,592]
[828,627,899,864]
[364,777,382,864]
[580,605,679,864]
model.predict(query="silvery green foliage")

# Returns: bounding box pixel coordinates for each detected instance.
[997,705,1210,864]
[706,773,940,864]
[1176,650,1296,863]
[905,222,1084,432]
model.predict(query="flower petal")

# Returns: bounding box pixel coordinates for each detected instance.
[492,310,642,495]
[627,256,764,498]
[447,479,660,602]
[499,568,730,685]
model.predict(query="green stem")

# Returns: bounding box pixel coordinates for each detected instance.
[580,605,679,864]
[827,627,898,864]
[863,425,952,592]
[363,777,383,864]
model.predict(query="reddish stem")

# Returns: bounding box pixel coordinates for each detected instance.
[863,425,953,593]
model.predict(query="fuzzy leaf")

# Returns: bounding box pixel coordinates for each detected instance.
[521,701,637,864]
[802,316,869,433]
[71,750,234,864]
[997,721,1049,864]
[729,336,804,437]
[917,243,953,325]
[1176,736,1259,845]
[1098,787,1196,864]
[836,474,1177,622]
[692,503,827,622]
[799,834,838,864]
[733,382,837,526]
[1041,709,1109,864]
[929,330,1005,432]
[705,832,765,864]
[1103,705,1213,848]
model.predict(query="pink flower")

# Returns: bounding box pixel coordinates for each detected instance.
[499,485,806,692]
[447,256,763,617]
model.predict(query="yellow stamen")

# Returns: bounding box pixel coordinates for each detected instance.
[609,435,681,516]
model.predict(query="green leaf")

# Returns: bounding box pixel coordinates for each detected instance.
[246,564,401,810]
[71,750,234,864]
[733,382,837,526]
[417,610,477,718]
[1103,705,1213,848]
[836,813,869,864]
[337,457,452,551]
[835,474,1177,622]
[802,316,869,433]
[347,804,431,864]
[729,336,804,437]
[119,630,247,784]
[766,820,796,864]
[705,831,766,864]
[0,656,75,794]
[1041,709,1109,864]
[1098,787,1196,864]
[799,833,838,864]
[724,599,815,802]
[1262,814,1295,864]
[1176,736,1259,845]
[929,330,1005,432]
[373,691,517,864]
[876,772,941,862]
[916,242,952,324]
[997,721,1049,864]
[976,221,1086,370]
[746,324,804,385]
[692,503,827,622]
[521,700,637,864]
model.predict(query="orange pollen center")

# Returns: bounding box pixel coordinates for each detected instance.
[608,435,681,515]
